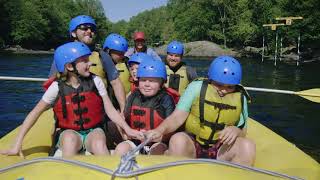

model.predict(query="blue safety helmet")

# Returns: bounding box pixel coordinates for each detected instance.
[137,58,167,80]
[69,15,96,34]
[103,33,128,52]
[128,52,148,65]
[167,41,184,55]
[54,42,91,73]
[208,56,242,85]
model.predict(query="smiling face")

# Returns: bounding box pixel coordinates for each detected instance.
[166,53,182,68]
[74,56,92,77]
[134,39,145,52]
[138,77,162,97]
[129,63,139,81]
[211,81,236,97]
[71,24,96,45]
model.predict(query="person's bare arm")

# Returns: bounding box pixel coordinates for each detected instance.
[0,100,50,157]
[101,94,143,140]
[110,78,126,113]
[146,109,189,141]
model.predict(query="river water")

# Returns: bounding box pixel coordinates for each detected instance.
[0,54,319,162]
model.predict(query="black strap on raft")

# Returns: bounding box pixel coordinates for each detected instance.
[48,128,63,156]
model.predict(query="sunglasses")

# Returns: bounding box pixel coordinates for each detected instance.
[77,24,96,32]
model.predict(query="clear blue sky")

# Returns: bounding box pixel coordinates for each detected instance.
[101,0,168,22]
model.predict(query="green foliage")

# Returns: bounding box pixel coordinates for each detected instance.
[0,0,319,51]
[0,0,110,49]
[119,0,319,50]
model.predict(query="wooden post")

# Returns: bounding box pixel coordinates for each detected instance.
[263,23,285,66]
[275,17,303,66]
[275,17,303,25]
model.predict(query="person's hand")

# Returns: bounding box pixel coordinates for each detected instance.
[0,144,24,158]
[118,110,125,119]
[116,125,128,140]
[145,129,163,142]
[218,126,241,145]
[124,127,144,141]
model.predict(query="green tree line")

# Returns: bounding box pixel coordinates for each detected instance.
[114,0,319,52]
[0,0,319,52]
[0,0,110,49]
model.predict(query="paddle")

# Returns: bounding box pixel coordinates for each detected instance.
[245,87,320,103]
[1,76,320,103]
[0,76,48,82]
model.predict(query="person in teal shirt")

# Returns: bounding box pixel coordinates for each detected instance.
[146,56,256,166]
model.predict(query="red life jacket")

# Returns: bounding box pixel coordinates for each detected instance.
[166,87,180,104]
[130,81,139,93]
[125,89,173,131]
[53,75,105,130]
[43,76,56,90]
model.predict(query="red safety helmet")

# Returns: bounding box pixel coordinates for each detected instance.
[134,31,145,41]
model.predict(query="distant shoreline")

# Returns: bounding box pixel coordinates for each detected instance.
[0,46,54,55]
[1,42,319,63]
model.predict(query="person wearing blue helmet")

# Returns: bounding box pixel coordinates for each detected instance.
[124,31,162,61]
[165,40,197,95]
[102,33,131,95]
[114,58,178,156]
[146,56,256,166]
[48,15,126,114]
[0,42,144,158]
[127,52,149,92]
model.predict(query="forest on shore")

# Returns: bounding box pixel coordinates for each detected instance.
[0,0,319,54]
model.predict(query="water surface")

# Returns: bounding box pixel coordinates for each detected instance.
[0,54,319,162]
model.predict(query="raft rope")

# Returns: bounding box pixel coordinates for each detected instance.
[0,156,303,180]
[0,138,303,180]
[111,136,152,180]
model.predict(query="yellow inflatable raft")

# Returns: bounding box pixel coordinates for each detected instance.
[0,110,319,179]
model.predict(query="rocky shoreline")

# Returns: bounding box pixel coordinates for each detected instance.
[155,41,239,57]
[1,42,319,63]
[0,45,54,55]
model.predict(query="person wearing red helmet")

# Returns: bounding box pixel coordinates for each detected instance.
[125,31,162,61]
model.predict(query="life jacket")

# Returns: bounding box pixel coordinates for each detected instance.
[88,51,108,86]
[165,64,189,95]
[43,76,56,90]
[185,79,245,146]
[53,75,105,131]
[125,89,175,131]
[130,78,139,93]
[115,62,131,94]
